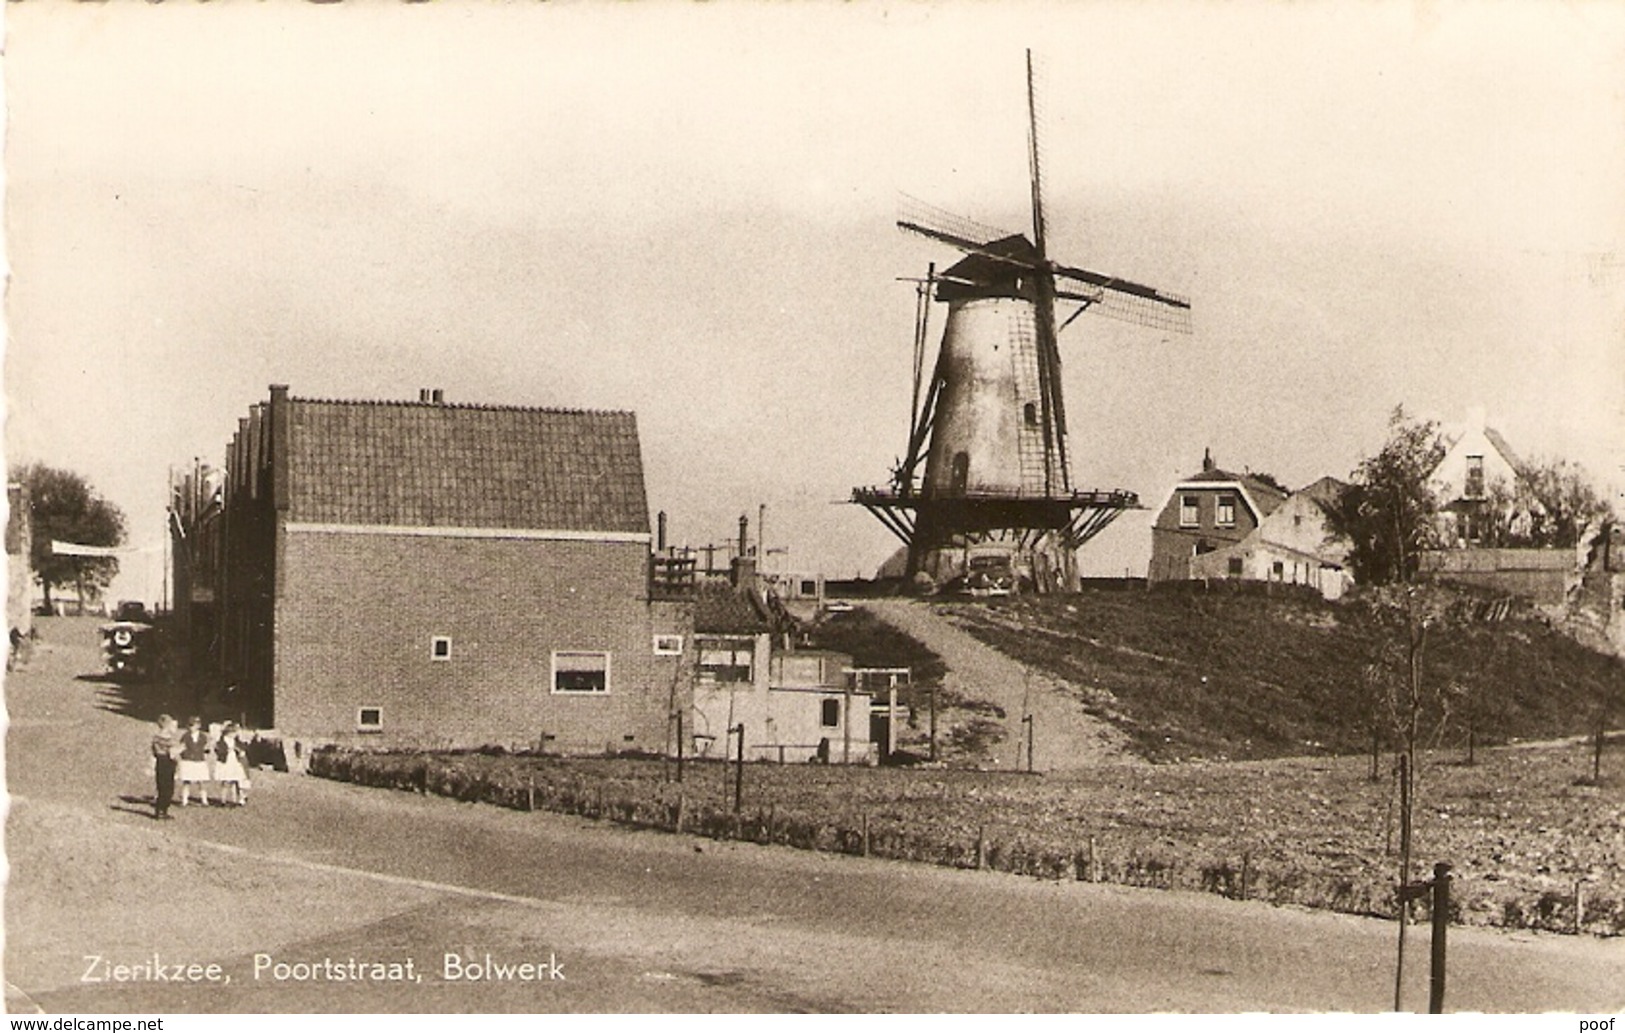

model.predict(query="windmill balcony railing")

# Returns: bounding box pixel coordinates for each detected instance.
[852,485,1140,507]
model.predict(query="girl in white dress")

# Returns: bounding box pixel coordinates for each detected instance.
[214,722,250,806]
[176,716,212,806]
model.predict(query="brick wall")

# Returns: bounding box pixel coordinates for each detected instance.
[274,530,682,752]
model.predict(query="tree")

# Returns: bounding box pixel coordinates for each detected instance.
[1327,407,1446,585]
[1473,456,1613,549]
[12,463,127,610]
[1517,456,1614,548]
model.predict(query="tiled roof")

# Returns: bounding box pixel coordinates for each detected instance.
[284,397,648,533]
[694,580,772,634]
[1297,475,1348,514]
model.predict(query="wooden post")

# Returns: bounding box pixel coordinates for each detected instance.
[929,686,938,762]
[1575,879,1586,935]
[1594,712,1605,784]
[526,777,535,813]
[674,791,686,833]
[675,710,685,784]
[1240,850,1251,900]
[1429,862,1451,1015]
[975,826,986,870]
[1088,836,1098,883]
[843,683,853,764]
[861,812,870,857]
[888,681,899,760]
[733,723,745,813]
[1370,723,1380,782]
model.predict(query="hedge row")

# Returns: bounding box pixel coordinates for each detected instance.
[308,746,1623,936]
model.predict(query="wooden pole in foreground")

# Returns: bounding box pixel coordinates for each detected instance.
[929,686,939,762]
[733,723,745,813]
[1429,862,1451,1015]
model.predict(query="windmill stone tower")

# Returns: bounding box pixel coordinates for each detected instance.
[854,53,1191,593]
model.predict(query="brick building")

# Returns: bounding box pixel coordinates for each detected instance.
[204,385,688,752]
[1147,450,1289,582]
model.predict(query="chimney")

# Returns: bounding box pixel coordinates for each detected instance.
[432,389,444,404]
[738,514,750,560]
[1202,447,1215,473]
[657,511,668,553]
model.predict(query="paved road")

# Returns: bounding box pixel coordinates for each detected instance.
[6,617,1621,1013]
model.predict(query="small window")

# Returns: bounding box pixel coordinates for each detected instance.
[553,651,610,694]
[1465,455,1485,499]
[1272,560,1284,580]
[698,638,753,683]
[820,698,841,728]
[1023,402,1038,426]
[1216,495,1237,528]
[357,707,383,732]
[800,579,817,596]
[431,636,452,661]
[653,634,684,656]
[1227,557,1243,577]
[1194,539,1215,556]
[1179,495,1199,528]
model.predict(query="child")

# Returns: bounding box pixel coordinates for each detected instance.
[150,714,181,819]
[214,722,251,806]
[176,715,212,806]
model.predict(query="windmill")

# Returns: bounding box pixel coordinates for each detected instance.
[853,51,1192,593]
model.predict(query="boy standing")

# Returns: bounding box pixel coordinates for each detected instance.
[151,714,180,819]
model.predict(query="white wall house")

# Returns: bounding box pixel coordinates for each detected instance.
[1189,478,1353,600]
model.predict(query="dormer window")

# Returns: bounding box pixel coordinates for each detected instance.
[1466,456,1485,499]
[1216,495,1237,528]
[1179,495,1199,528]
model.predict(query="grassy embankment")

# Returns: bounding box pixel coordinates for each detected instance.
[942,584,1622,762]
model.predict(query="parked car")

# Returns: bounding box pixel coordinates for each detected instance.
[113,600,152,624]
[963,553,1016,598]
[100,618,156,681]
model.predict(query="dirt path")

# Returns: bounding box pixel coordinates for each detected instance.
[861,599,1141,770]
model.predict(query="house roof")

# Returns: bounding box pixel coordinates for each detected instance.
[283,396,649,534]
[694,580,774,635]
[1178,465,1290,519]
[1296,475,1348,515]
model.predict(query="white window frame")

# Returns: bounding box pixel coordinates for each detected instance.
[653,634,684,656]
[551,650,611,695]
[1179,495,1200,528]
[431,636,452,661]
[357,706,384,732]
[1216,495,1237,529]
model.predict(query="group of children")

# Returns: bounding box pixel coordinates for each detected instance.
[148,713,251,819]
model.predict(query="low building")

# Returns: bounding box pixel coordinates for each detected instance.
[198,385,689,753]
[689,573,871,764]
[1188,475,1354,600]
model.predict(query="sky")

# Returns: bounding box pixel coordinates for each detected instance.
[5,1,1624,605]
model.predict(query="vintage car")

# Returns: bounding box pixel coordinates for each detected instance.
[963,553,1017,598]
[100,618,157,681]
